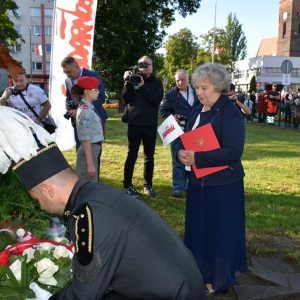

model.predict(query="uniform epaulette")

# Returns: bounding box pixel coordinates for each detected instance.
[72,203,94,266]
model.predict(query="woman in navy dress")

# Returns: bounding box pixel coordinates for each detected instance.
[178,63,247,296]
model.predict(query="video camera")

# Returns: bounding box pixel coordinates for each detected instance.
[125,61,148,85]
[9,86,19,96]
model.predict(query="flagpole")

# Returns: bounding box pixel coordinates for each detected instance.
[212,0,217,63]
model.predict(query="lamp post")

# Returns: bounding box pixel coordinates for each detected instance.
[29,17,40,84]
[29,22,32,83]
[212,0,217,63]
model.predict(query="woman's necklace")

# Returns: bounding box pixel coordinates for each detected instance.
[201,105,206,112]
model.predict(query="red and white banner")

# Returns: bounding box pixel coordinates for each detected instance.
[36,45,43,56]
[49,0,98,150]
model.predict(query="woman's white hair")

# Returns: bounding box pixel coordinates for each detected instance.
[191,63,231,93]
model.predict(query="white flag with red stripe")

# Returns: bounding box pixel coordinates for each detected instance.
[36,45,43,56]
[49,0,98,150]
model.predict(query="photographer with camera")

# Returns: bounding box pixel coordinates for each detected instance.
[227,83,251,116]
[0,73,51,125]
[122,55,163,197]
[159,69,198,199]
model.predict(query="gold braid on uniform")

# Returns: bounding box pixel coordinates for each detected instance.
[86,205,93,253]
[72,203,103,283]
[73,204,94,266]
[13,143,58,171]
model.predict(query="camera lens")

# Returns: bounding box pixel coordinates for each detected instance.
[63,111,71,120]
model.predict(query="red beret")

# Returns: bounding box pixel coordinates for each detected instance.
[77,76,99,89]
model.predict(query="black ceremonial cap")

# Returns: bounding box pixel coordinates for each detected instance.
[13,143,70,190]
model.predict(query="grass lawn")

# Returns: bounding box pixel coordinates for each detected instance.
[19,108,300,264]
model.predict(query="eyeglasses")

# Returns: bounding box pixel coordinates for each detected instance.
[273,85,277,87]
[91,88,99,92]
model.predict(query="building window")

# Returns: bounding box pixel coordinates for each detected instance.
[15,25,21,34]
[283,22,286,38]
[31,25,42,35]
[31,44,42,53]
[256,68,261,77]
[30,8,41,17]
[32,62,43,71]
[46,62,51,71]
[9,8,20,16]
[31,44,36,53]
[44,26,52,35]
[45,44,51,53]
[45,8,53,17]
[291,68,300,77]
[10,44,22,52]
[265,67,282,73]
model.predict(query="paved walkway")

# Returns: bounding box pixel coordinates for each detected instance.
[211,256,300,299]
[233,257,300,299]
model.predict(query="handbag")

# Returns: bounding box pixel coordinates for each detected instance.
[18,92,57,134]
[42,115,57,134]
[121,106,129,123]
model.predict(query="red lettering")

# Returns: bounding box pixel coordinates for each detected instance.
[162,124,175,139]
[56,0,95,69]
[61,84,66,97]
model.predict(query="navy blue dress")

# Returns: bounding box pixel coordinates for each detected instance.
[184,180,247,290]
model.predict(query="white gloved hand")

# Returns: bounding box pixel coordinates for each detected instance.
[25,282,52,300]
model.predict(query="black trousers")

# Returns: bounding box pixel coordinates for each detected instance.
[124,125,157,188]
[285,108,292,125]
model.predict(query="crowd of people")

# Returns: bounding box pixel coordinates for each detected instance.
[232,87,300,128]
[1,56,299,299]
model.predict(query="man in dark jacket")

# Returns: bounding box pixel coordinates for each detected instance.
[10,143,207,300]
[122,56,163,197]
[159,69,198,198]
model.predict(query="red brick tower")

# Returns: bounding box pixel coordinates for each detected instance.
[277,0,300,56]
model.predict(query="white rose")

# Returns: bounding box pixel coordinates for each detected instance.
[53,246,69,259]
[38,242,55,253]
[35,258,59,286]
[16,228,25,237]
[38,276,58,286]
[9,259,22,281]
[22,247,36,263]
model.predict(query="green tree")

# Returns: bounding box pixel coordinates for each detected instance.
[159,28,200,90]
[197,13,247,72]
[0,0,23,46]
[92,0,202,99]
[220,13,247,72]
[249,75,256,93]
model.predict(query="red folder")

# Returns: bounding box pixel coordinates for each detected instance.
[180,123,228,178]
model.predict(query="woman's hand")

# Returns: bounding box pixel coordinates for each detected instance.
[178,150,195,166]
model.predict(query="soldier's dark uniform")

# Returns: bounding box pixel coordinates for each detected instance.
[49,179,207,300]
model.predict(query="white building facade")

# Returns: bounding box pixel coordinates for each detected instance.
[232,55,300,92]
[2,0,54,92]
